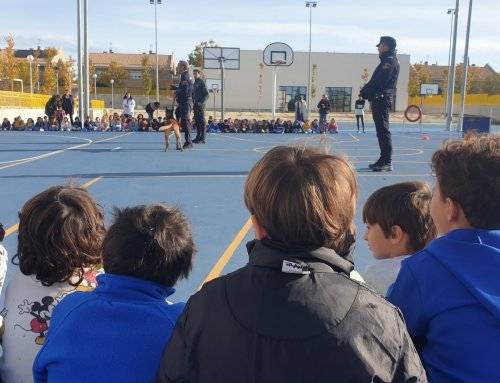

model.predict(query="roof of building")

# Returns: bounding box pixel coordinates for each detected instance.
[14,48,48,59]
[90,52,175,69]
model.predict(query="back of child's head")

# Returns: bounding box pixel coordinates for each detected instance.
[432,133,500,229]
[102,205,195,287]
[17,186,105,286]
[363,181,436,253]
[244,146,357,255]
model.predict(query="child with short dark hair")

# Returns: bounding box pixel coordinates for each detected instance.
[362,181,436,294]
[388,134,500,382]
[34,204,195,382]
[156,146,426,382]
[0,186,104,383]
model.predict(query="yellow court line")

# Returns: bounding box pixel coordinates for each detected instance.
[198,217,253,290]
[3,176,104,239]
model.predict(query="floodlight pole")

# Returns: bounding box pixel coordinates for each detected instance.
[84,0,90,118]
[77,0,84,129]
[27,55,34,94]
[445,0,459,131]
[444,8,455,117]
[150,0,161,105]
[458,0,473,132]
[219,57,225,121]
[305,1,317,118]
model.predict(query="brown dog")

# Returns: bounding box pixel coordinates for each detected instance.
[159,118,182,151]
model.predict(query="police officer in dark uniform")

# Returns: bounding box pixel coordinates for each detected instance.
[192,69,209,144]
[175,60,194,149]
[360,36,400,172]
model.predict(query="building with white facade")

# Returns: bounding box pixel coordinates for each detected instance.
[203,50,410,113]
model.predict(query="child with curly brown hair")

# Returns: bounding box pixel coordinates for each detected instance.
[0,186,105,383]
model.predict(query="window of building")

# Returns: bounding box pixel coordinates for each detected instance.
[129,70,142,80]
[279,86,307,111]
[325,87,352,112]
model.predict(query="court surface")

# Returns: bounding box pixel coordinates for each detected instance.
[0,122,492,301]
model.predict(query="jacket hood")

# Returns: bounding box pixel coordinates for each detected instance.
[427,229,500,320]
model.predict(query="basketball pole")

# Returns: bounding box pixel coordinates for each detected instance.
[458,0,473,132]
[272,66,277,119]
[77,0,84,128]
[220,57,225,121]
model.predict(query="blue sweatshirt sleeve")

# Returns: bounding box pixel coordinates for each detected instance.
[387,262,427,344]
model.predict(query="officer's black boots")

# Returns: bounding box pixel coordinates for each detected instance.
[371,163,393,172]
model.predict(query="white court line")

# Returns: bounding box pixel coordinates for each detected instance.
[111,147,121,151]
[0,132,132,171]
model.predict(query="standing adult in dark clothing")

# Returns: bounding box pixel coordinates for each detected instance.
[192,69,209,144]
[317,94,331,133]
[44,94,60,120]
[61,90,74,125]
[354,96,366,133]
[174,61,193,149]
[145,101,160,122]
[360,36,399,172]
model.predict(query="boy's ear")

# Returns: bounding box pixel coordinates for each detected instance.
[251,215,268,240]
[389,225,405,244]
[446,197,471,227]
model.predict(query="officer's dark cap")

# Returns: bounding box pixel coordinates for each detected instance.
[376,36,397,49]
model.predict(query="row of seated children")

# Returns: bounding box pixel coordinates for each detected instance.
[0,133,497,382]
[207,117,339,134]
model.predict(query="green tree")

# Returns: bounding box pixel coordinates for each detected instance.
[188,40,218,68]
[408,64,432,97]
[0,35,19,90]
[141,56,153,96]
[100,61,128,87]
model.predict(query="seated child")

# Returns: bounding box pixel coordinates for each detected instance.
[25,118,35,131]
[1,118,11,131]
[33,204,195,382]
[54,105,66,128]
[388,134,500,383]
[0,223,7,293]
[156,146,426,382]
[362,181,436,295]
[0,186,104,383]
[311,119,320,133]
[328,118,338,133]
[60,116,71,131]
[302,119,311,133]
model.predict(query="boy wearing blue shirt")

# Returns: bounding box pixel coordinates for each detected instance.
[33,205,195,383]
[388,134,500,383]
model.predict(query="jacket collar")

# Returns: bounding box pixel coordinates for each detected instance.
[95,274,175,301]
[247,239,354,276]
[379,50,396,60]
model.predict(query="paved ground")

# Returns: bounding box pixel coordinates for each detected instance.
[0,123,493,301]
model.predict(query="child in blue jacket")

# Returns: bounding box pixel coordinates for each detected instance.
[388,134,500,383]
[33,204,195,383]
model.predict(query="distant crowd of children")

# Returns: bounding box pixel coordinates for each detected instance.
[0,133,498,382]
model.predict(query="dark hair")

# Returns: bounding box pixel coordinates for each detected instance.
[102,205,195,287]
[16,186,105,286]
[363,181,436,253]
[154,102,160,108]
[244,146,357,255]
[431,133,500,229]
[123,92,132,100]
[0,223,5,242]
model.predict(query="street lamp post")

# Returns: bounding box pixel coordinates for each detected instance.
[36,64,40,92]
[110,79,115,109]
[444,8,455,117]
[305,1,317,118]
[458,0,474,131]
[150,0,162,104]
[26,55,34,94]
[93,73,98,99]
[445,0,460,131]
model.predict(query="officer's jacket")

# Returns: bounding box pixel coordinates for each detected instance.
[192,78,209,105]
[175,72,193,104]
[360,50,399,101]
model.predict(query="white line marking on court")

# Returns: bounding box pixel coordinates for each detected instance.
[111,147,121,151]
[0,132,132,171]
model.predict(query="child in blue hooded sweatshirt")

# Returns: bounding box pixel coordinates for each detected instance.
[387,134,500,383]
[33,204,195,383]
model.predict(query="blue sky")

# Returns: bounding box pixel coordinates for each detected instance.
[1,0,499,70]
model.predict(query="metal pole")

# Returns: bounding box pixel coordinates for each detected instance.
[29,62,33,94]
[56,71,59,94]
[111,82,114,109]
[307,5,312,118]
[220,58,225,121]
[94,78,97,99]
[272,66,277,119]
[83,0,90,118]
[77,0,84,128]
[444,9,454,117]
[458,0,473,132]
[155,0,160,104]
[445,0,459,131]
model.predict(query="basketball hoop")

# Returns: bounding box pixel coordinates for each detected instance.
[272,60,287,66]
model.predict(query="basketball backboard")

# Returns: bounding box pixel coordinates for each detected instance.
[206,78,222,92]
[263,42,294,66]
[203,47,240,70]
[420,83,439,96]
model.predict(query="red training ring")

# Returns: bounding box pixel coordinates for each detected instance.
[404,105,422,123]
